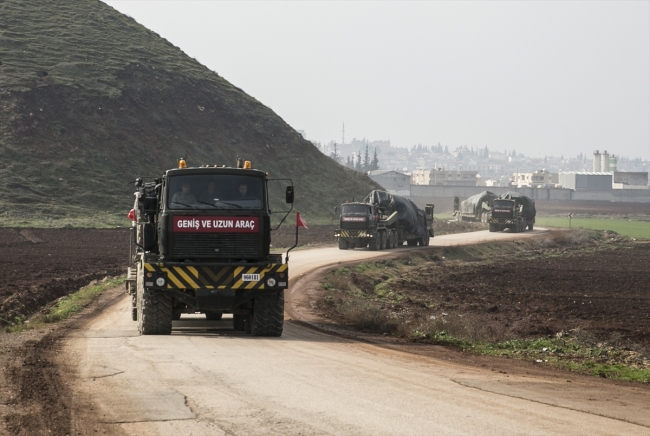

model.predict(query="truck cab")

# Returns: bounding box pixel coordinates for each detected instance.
[127,159,294,336]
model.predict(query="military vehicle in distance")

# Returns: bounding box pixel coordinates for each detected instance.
[489,192,536,233]
[453,191,497,223]
[335,190,434,250]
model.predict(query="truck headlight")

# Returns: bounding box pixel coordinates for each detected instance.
[266,277,277,287]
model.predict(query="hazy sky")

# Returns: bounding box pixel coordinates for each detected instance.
[103,1,649,159]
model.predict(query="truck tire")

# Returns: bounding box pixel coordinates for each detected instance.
[233,314,245,331]
[251,292,284,337]
[137,287,173,335]
[379,232,386,250]
[489,223,497,232]
[205,311,223,320]
[369,237,378,250]
[338,239,349,250]
[528,222,534,231]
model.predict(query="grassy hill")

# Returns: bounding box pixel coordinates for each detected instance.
[0,0,379,226]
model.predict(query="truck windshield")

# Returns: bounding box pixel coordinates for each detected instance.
[167,174,264,210]
[342,204,370,216]
[492,200,513,209]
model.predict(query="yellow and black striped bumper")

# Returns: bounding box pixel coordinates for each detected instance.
[337,229,370,238]
[143,263,288,291]
[490,218,515,224]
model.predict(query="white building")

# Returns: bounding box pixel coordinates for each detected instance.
[412,169,478,186]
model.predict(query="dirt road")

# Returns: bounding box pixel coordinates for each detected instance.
[61,229,650,435]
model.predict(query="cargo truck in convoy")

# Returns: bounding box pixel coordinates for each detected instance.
[453,191,497,223]
[335,190,434,250]
[126,158,295,336]
[488,192,536,233]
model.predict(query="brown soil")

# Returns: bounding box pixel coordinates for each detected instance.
[0,228,130,326]
[316,234,650,350]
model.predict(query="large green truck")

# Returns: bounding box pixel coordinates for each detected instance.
[126,158,295,336]
[488,192,536,233]
[335,190,434,250]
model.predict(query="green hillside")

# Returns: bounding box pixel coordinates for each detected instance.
[0,0,379,226]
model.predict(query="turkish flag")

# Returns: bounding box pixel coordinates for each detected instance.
[296,212,309,229]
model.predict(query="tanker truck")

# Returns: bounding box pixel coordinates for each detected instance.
[488,192,536,233]
[335,190,434,250]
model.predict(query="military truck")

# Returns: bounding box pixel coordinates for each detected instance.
[335,190,434,250]
[453,191,497,223]
[125,158,294,336]
[488,192,536,233]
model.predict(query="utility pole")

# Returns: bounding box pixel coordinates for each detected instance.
[342,123,345,146]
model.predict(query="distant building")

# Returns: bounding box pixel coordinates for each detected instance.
[613,172,649,189]
[368,170,411,196]
[412,169,478,186]
[511,170,558,188]
[559,172,612,191]
[296,130,307,139]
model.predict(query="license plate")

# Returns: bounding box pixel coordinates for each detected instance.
[242,274,260,282]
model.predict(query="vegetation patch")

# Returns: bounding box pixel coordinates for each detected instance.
[4,277,125,333]
[535,216,650,240]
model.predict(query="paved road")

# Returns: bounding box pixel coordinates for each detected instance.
[63,229,650,435]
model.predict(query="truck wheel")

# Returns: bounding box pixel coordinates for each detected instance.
[369,237,378,250]
[528,223,534,231]
[338,239,349,250]
[137,287,173,335]
[379,232,386,250]
[172,311,181,321]
[233,314,245,331]
[205,311,223,320]
[251,292,284,337]
[489,223,496,232]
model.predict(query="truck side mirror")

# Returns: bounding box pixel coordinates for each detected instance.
[285,186,294,204]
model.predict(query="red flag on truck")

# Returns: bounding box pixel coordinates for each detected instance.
[296,212,309,229]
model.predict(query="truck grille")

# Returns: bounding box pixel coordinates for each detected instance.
[173,233,260,259]
[340,222,369,230]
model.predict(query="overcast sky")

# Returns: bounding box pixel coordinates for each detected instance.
[104,1,649,160]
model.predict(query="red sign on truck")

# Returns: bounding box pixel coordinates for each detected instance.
[173,216,259,233]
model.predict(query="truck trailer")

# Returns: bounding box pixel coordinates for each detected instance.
[453,191,497,223]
